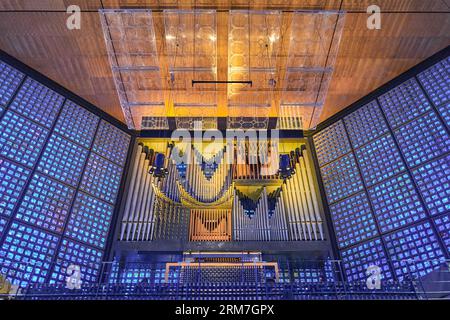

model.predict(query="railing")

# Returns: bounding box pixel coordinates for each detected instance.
[1,259,449,300]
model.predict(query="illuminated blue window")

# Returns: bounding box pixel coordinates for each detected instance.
[0,61,24,112]
[0,221,59,287]
[355,134,405,186]
[378,78,431,129]
[80,153,123,204]
[109,264,153,284]
[0,111,49,167]
[383,221,446,280]
[54,100,99,149]
[65,192,114,249]
[341,238,393,282]
[92,120,131,166]
[436,102,450,127]
[10,78,64,128]
[344,101,389,149]
[50,238,103,284]
[0,217,7,236]
[417,57,449,107]
[313,120,351,167]
[37,134,89,187]
[320,153,364,204]
[329,192,378,249]
[395,111,450,167]
[412,155,450,216]
[434,213,450,255]
[0,157,31,217]
[368,173,427,233]
[15,173,75,234]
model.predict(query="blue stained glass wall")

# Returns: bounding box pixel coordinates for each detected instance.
[0,58,131,287]
[314,54,450,283]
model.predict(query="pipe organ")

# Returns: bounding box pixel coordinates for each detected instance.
[120,139,325,243]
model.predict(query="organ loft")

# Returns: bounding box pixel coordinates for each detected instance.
[0,3,448,301]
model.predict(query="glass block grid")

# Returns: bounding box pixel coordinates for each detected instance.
[10,78,64,128]
[368,173,427,233]
[436,102,450,128]
[0,111,49,167]
[80,153,123,204]
[0,157,31,217]
[383,221,446,280]
[313,120,351,167]
[92,120,131,166]
[320,153,364,204]
[15,174,75,234]
[54,100,99,149]
[65,192,114,249]
[0,61,24,110]
[50,238,103,284]
[0,217,7,236]
[378,78,431,129]
[417,57,449,107]
[341,238,393,282]
[355,134,405,187]
[412,155,450,216]
[291,267,328,284]
[394,111,450,168]
[344,101,389,149]
[0,221,59,287]
[433,213,450,255]
[329,192,378,249]
[37,134,89,187]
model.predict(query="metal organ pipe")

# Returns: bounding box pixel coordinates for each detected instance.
[120,142,324,244]
[303,149,324,240]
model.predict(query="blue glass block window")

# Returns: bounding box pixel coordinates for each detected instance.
[436,102,450,128]
[417,57,449,107]
[329,192,378,249]
[434,213,450,255]
[320,154,364,204]
[344,101,389,149]
[54,100,99,149]
[0,221,59,287]
[0,111,49,167]
[80,154,122,204]
[65,192,114,249]
[92,120,131,166]
[37,134,89,187]
[313,120,351,167]
[368,173,427,233]
[109,264,153,284]
[15,174,75,234]
[0,157,31,217]
[0,217,7,236]
[0,61,24,110]
[383,221,446,280]
[378,78,431,129]
[292,267,325,284]
[355,134,405,186]
[341,238,393,282]
[50,238,103,284]
[394,111,450,167]
[10,78,64,128]
[412,155,450,216]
